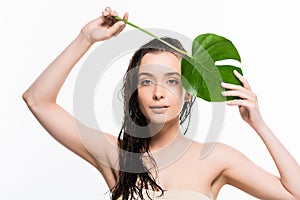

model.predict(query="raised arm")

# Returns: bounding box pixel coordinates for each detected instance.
[22,7,128,168]
[220,70,300,199]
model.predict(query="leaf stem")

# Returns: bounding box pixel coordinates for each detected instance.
[114,16,193,58]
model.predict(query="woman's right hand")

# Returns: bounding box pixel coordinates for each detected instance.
[81,7,128,44]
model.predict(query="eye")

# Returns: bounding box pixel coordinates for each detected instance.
[140,79,153,86]
[167,79,179,85]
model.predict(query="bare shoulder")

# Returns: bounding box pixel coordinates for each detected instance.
[203,142,257,182]
[204,142,242,157]
[189,141,239,158]
[185,141,242,197]
[188,141,247,172]
[193,142,247,197]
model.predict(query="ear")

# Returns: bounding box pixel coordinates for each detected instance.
[184,92,192,102]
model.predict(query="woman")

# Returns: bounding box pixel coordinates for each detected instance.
[22,7,300,200]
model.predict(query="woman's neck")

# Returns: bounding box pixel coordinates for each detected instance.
[148,116,183,152]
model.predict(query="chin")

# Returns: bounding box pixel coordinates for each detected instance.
[147,115,178,126]
[148,117,167,125]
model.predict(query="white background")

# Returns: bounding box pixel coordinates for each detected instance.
[1,0,300,199]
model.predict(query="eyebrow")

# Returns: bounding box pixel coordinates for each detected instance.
[138,72,180,78]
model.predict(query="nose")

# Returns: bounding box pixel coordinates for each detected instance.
[152,84,165,100]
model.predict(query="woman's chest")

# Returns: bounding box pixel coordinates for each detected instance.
[150,150,223,196]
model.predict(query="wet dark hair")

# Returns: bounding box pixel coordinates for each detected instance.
[111,37,196,200]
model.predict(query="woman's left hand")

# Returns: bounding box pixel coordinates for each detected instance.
[221,70,264,128]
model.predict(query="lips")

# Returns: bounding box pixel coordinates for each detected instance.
[149,105,169,109]
[149,105,169,114]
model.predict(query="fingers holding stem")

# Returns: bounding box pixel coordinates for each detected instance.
[101,7,128,36]
[102,7,128,26]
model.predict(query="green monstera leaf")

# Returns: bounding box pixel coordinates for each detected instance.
[181,34,242,101]
[114,17,243,102]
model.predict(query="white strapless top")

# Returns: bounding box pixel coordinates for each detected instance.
[116,189,211,200]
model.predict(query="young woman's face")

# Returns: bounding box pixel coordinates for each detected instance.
[137,51,188,125]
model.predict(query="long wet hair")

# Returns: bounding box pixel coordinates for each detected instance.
[111,37,196,200]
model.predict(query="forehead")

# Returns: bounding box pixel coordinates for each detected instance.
[139,52,181,74]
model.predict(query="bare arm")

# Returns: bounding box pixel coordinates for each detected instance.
[220,70,300,199]
[23,7,128,168]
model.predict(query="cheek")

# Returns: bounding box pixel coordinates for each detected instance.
[169,87,185,105]
[137,88,150,110]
